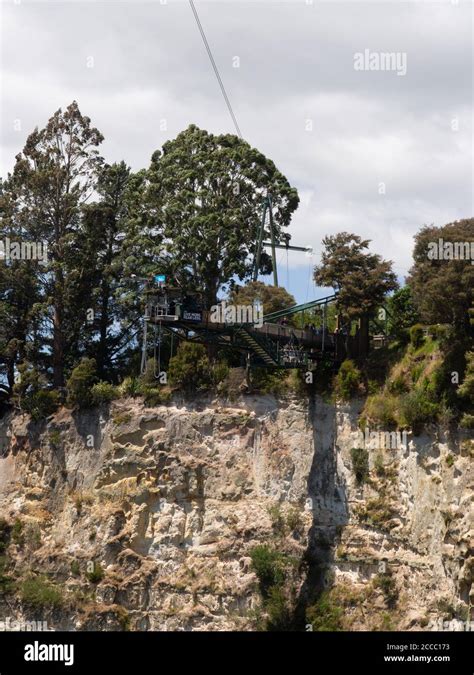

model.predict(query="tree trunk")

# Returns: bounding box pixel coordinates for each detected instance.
[53,268,65,388]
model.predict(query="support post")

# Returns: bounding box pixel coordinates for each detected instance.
[253,198,268,282]
[268,196,278,286]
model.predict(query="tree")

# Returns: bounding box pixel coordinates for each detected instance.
[0,178,40,395]
[387,286,419,340]
[229,281,296,317]
[79,162,142,379]
[407,219,474,334]
[314,232,398,322]
[145,125,299,306]
[11,101,104,387]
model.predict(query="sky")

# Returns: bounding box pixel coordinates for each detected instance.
[1,0,472,303]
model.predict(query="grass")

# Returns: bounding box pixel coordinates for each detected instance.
[361,335,445,432]
[350,447,369,485]
[20,575,63,609]
[86,562,104,583]
[306,591,343,631]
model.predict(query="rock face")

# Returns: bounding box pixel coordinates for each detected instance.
[0,395,472,631]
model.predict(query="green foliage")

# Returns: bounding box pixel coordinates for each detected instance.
[229,281,296,322]
[145,125,299,305]
[90,381,117,405]
[409,324,425,349]
[350,447,369,484]
[265,585,293,631]
[112,412,132,426]
[168,342,212,392]
[11,519,24,547]
[314,232,398,322]
[117,377,142,398]
[374,571,398,608]
[66,358,98,408]
[334,359,362,400]
[363,393,398,427]
[445,454,455,468]
[458,352,474,403]
[356,497,395,531]
[20,575,63,608]
[0,554,13,594]
[86,562,104,584]
[211,361,230,386]
[140,385,172,406]
[70,560,80,576]
[408,219,474,334]
[13,364,60,421]
[460,413,474,429]
[9,101,105,388]
[250,545,285,598]
[398,390,439,430]
[306,591,343,631]
[49,430,61,447]
[387,286,419,340]
[374,454,386,478]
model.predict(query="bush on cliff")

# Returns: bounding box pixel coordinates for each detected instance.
[334,359,362,400]
[20,575,63,609]
[168,342,212,392]
[66,358,98,408]
[13,364,60,421]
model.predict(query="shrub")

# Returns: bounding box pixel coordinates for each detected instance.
[0,518,11,553]
[118,376,141,398]
[24,390,60,421]
[460,413,474,429]
[350,447,369,485]
[374,454,386,478]
[49,430,61,447]
[66,358,98,408]
[364,393,398,427]
[11,519,24,547]
[250,545,285,598]
[399,389,439,430]
[86,562,104,584]
[0,555,12,593]
[13,363,60,420]
[168,342,212,392]
[409,324,425,349]
[306,591,343,631]
[20,575,63,608]
[334,360,362,401]
[356,497,394,531]
[374,571,398,608]
[251,368,289,396]
[445,454,455,468]
[91,381,117,405]
[211,361,230,386]
[140,385,172,406]
[387,375,408,395]
[70,560,80,576]
[265,585,293,631]
[113,412,132,426]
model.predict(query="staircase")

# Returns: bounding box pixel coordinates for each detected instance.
[234,327,279,366]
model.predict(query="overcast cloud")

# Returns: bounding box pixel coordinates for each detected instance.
[1,0,472,301]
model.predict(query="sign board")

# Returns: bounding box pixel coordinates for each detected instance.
[182,310,202,322]
[154,274,166,284]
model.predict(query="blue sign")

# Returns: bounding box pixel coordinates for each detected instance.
[154,274,166,284]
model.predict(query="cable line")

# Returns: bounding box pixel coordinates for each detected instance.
[188,0,243,139]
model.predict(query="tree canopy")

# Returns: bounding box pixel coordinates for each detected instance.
[407,219,474,334]
[314,232,398,321]
[144,125,299,305]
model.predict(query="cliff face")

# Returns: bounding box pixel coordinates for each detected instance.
[0,395,472,631]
